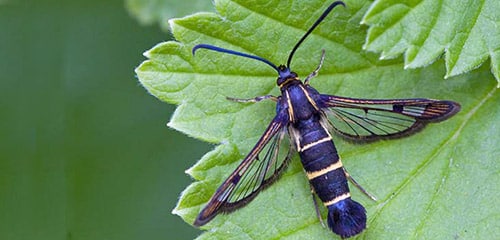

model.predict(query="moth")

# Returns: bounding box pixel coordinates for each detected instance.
[191,1,460,238]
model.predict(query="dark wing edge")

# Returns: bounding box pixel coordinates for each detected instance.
[319,95,461,142]
[193,111,292,226]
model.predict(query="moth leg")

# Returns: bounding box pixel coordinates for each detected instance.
[304,49,326,85]
[309,183,326,228]
[343,167,377,201]
[227,95,278,103]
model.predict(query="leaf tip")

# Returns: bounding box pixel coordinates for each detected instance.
[403,61,418,70]
[167,18,176,29]
[185,166,194,176]
[361,43,369,51]
[379,54,388,60]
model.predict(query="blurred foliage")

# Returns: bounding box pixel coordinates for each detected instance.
[0,0,209,239]
[125,0,214,31]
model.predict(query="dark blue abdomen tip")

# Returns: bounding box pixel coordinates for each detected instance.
[327,198,367,238]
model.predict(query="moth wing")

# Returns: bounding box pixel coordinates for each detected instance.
[194,111,293,226]
[319,95,460,142]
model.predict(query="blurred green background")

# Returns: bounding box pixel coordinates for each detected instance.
[0,1,212,239]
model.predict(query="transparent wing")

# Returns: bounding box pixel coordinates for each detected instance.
[194,112,293,226]
[319,95,461,142]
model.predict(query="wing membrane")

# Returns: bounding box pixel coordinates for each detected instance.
[320,95,460,142]
[194,112,292,226]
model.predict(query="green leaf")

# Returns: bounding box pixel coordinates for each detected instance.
[362,0,500,85]
[136,0,500,239]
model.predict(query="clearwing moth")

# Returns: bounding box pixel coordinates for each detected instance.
[190,1,460,238]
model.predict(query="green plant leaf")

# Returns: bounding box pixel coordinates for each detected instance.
[135,0,499,239]
[362,0,500,85]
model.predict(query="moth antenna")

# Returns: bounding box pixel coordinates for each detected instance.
[286,1,345,68]
[193,44,280,73]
